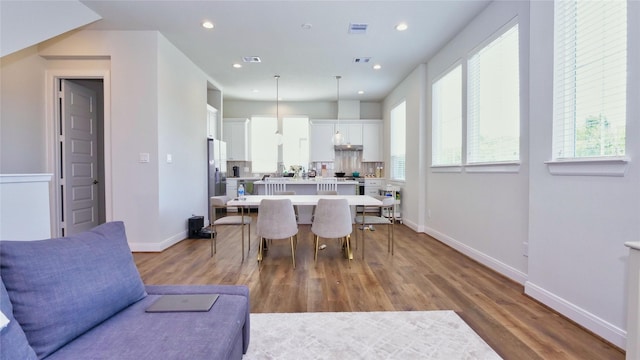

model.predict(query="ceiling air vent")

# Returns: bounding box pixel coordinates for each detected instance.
[348,23,368,34]
[242,56,261,63]
[353,57,371,63]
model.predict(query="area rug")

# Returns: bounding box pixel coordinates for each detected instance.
[244,310,502,359]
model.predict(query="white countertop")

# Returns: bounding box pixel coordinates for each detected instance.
[254,179,358,185]
[227,177,261,181]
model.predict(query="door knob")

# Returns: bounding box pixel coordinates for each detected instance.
[93,180,99,185]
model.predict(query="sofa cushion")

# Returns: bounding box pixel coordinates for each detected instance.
[44,293,248,360]
[0,278,38,360]
[0,221,146,358]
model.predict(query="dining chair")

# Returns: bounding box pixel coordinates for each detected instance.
[316,178,338,192]
[311,190,338,222]
[265,181,287,195]
[210,196,252,261]
[311,198,353,263]
[354,196,395,259]
[256,198,299,268]
[275,191,299,222]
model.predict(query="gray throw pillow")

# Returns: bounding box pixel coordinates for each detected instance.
[0,221,147,358]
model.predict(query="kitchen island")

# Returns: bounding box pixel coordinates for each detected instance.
[253,178,358,223]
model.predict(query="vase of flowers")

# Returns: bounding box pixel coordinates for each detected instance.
[290,165,303,179]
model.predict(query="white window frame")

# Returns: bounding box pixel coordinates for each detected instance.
[466,19,521,169]
[547,0,629,176]
[390,101,406,181]
[432,63,463,168]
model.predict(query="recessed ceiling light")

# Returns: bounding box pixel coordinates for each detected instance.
[232,63,242,69]
[202,21,214,29]
[373,64,382,70]
[395,23,408,31]
[358,90,365,95]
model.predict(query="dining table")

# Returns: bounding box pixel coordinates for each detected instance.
[227,195,383,260]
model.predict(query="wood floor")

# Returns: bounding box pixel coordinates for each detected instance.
[133,216,624,360]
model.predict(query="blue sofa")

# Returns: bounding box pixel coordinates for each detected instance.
[0,221,250,359]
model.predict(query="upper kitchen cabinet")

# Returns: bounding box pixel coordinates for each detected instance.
[206,105,219,139]
[309,120,335,162]
[335,122,363,145]
[362,120,383,162]
[223,118,250,161]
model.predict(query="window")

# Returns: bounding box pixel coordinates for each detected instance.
[390,101,406,181]
[432,64,462,166]
[467,22,520,164]
[552,0,627,159]
[282,116,309,169]
[250,116,278,173]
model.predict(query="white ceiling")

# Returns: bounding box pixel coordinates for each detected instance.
[76,1,491,102]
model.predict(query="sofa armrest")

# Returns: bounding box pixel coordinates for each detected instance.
[144,285,250,354]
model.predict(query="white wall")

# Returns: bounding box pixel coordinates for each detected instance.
[526,1,640,348]
[382,0,639,348]
[0,47,48,173]
[422,1,530,285]
[223,100,382,120]
[382,64,427,231]
[1,30,216,251]
[157,35,210,249]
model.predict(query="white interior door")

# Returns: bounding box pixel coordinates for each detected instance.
[61,80,99,235]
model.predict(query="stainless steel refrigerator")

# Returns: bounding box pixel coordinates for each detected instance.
[208,138,227,201]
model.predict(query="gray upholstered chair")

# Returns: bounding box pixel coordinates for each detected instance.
[311,198,353,263]
[354,196,395,259]
[311,190,338,222]
[275,191,299,221]
[256,198,299,268]
[210,196,252,261]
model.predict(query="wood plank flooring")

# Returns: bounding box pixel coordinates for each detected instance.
[133,217,624,359]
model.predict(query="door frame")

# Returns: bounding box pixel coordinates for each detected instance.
[45,69,113,237]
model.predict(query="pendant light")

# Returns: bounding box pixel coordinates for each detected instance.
[274,75,283,145]
[332,75,344,145]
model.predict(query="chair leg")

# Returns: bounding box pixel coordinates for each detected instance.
[345,235,352,262]
[290,236,296,269]
[314,235,319,262]
[258,237,263,263]
[362,227,366,260]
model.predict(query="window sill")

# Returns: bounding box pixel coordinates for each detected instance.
[465,161,520,173]
[545,157,629,177]
[431,165,463,173]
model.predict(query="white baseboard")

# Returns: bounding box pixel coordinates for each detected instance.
[524,281,626,349]
[423,226,528,285]
[129,230,186,252]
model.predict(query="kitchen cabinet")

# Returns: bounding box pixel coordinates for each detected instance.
[362,120,383,162]
[223,118,249,161]
[335,122,363,145]
[364,178,384,196]
[206,105,218,139]
[309,120,335,162]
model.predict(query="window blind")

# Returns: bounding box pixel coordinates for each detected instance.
[432,64,462,166]
[390,101,406,180]
[467,22,520,164]
[552,0,627,159]
[250,116,278,173]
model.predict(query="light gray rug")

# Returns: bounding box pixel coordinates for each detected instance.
[244,310,502,359]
